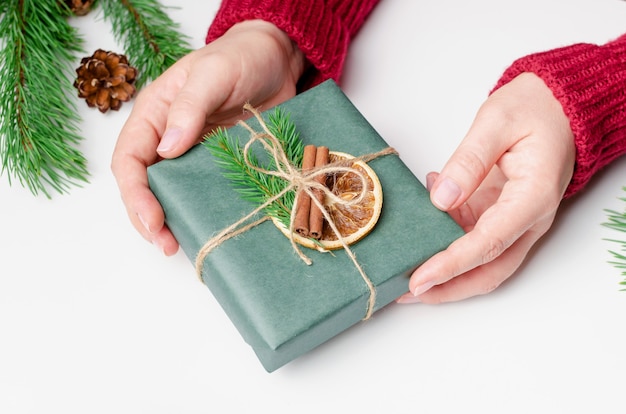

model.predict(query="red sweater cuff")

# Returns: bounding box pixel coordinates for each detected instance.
[492,35,626,197]
[205,0,379,89]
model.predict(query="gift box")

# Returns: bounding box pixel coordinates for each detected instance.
[147,80,464,372]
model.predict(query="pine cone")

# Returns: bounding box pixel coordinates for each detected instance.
[74,49,138,113]
[64,0,94,16]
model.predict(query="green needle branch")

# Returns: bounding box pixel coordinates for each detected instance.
[0,0,88,197]
[0,0,192,197]
[604,186,626,290]
[99,0,192,88]
[204,108,305,230]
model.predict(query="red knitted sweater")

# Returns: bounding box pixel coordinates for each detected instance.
[206,1,626,197]
[493,36,626,197]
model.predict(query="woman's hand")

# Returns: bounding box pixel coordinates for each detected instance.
[398,72,576,304]
[111,20,307,255]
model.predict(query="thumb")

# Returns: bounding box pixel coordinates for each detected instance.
[430,114,510,211]
[156,70,229,158]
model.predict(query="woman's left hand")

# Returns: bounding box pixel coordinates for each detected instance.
[397,72,576,304]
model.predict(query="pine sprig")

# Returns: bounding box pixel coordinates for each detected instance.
[204,108,304,229]
[0,0,89,197]
[603,187,626,290]
[98,0,192,88]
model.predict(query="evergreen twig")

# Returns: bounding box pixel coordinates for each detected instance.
[98,0,192,88]
[204,108,304,229]
[0,0,88,197]
[0,0,192,196]
[603,187,626,290]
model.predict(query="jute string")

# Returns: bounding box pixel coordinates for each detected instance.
[195,103,397,320]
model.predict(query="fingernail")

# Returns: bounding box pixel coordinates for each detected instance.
[426,174,435,191]
[396,295,421,304]
[412,281,435,297]
[432,177,461,210]
[137,213,152,233]
[152,239,166,255]
[157,128,182,153]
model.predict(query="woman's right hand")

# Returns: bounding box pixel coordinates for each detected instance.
[111,20,308,255]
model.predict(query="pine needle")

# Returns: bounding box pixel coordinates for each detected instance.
[98,0,192,88]
[203,108,304,229]
[1,0,192,196]
[603,187,626,290]
[0,0,89,197]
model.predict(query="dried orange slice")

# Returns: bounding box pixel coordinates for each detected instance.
[273,151,383,251]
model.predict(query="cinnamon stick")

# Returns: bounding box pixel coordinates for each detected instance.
[294,145,317,236]
[309,146,329,239]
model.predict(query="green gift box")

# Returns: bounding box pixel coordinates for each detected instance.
[147,80,464,372]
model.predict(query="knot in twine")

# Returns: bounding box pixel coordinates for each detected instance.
[195,103,397,320]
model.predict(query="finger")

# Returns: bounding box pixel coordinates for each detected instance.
[409,178,553,297]
[111,90,180,255]
[112,132,180,256]
[428,170,477,230]
[429,105,525,211]
[405,225,543,304]
[157,58,235,158]
[425,171,438,191]
[112,109,161,229]
[395,232,528,305]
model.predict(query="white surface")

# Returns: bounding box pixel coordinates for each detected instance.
[2,1,626,413]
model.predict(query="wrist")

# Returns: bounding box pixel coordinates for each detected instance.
[226,19,309,85]
[493,40,626,197]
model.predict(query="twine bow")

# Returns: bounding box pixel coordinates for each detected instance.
[195,103,397,320]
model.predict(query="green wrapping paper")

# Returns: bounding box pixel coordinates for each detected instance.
[147,80,464,372]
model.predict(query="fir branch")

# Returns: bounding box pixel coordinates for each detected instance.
[204,108,304,229]
[0,0,88,197]
[603,187,626,290]
[98,0,192,88]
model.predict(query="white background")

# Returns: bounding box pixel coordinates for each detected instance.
[2,1,626,413]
